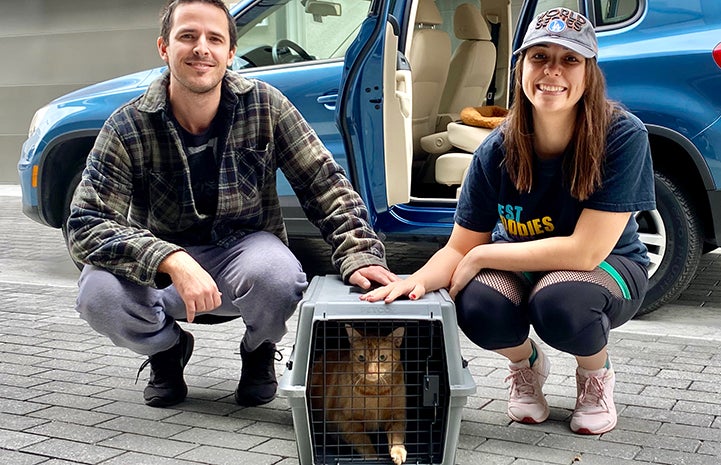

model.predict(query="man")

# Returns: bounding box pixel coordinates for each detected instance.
[67,0,397,408]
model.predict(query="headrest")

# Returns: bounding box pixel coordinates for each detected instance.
[416,0,443,26]
[454,3,491,41]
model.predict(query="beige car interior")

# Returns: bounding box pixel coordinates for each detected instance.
[383,0,513,206]
[408,0,452,158]
[439,3,497,118]
[382,20,414,206]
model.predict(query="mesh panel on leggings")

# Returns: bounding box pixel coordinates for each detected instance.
[473,270,529,306]
[530,268,623,299]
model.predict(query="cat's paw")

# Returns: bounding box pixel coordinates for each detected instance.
[390,445,407,464]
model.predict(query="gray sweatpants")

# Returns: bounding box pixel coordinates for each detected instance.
[75,231,308,356]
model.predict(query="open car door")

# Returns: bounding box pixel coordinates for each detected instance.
[338,0,515,239]
[336,0,414,217]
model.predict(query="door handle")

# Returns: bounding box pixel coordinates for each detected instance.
[317,94,337,110]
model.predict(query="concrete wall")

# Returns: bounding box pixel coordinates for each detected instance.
[1,0,168,182]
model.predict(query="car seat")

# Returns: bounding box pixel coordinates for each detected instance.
[408,0,452,158]
[439,3,497,117]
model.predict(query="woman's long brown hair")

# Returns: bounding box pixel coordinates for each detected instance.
[502,53,623,201]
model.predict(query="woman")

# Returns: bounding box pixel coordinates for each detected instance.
[361,8,655,435]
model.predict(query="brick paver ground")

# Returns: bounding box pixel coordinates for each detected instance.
[2,191,720,464]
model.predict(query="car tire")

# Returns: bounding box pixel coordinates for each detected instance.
[61,169,85,271]
[635,172,703,316]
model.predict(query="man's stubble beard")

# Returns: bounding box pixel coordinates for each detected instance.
[169,64,224,96]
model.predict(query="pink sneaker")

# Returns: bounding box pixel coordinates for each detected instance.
[571,366,617,434]
[505,341,550,424]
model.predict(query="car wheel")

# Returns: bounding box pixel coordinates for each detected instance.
[61,169,85,271]
[635,172,702,315]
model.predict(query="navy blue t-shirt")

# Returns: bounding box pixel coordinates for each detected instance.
[455,111,656,266]
[169,112,222,243]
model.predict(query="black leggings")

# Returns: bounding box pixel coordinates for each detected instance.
[455,255,649,357]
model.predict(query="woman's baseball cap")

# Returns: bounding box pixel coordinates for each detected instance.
[514,8,598,59]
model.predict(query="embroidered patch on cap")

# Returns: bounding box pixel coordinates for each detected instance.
[547,18,567,33]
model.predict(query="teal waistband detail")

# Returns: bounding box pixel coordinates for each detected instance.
[599,260,631,299]
[521,271,535,283]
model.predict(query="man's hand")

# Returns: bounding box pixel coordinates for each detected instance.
[348,265,400,290]
[158,251,222,323]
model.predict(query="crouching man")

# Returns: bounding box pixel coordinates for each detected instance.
[67,0,397,408]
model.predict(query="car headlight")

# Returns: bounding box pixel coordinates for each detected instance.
[28,105,50,138]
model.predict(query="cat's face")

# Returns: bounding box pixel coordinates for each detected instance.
[346,325,405,384]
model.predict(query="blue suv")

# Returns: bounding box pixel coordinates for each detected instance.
[17,0,721,315]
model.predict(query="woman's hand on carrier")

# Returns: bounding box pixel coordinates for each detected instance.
[359,278,427,303]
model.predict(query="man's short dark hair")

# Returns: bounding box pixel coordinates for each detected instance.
[160,0,238,47]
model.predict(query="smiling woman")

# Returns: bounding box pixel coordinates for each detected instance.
[361,7,656,437]
[520,43,587,132]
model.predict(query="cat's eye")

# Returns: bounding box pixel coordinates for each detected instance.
[357,354,366,362]
[379,355,387,361]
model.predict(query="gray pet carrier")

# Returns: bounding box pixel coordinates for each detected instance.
[279,275,476,465]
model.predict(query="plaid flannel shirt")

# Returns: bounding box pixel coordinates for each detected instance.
[67,70,386,288]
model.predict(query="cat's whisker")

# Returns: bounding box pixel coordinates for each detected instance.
[352,376,363,389]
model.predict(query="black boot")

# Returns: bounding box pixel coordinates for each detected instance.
[136,327,194,407]
[234,341,280,407]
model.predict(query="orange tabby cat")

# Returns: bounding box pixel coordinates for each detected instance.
[310,324,407,465]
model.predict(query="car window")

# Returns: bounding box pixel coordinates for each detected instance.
[232,0,371,70]
[595,0,640,26]
[533,0,582,16]
[529,1,640,29]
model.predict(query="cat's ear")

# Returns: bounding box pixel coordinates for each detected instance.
[390,326,405,347]
[345,324,362,343]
